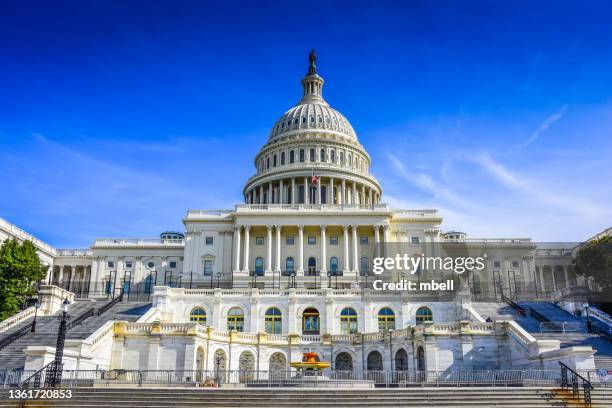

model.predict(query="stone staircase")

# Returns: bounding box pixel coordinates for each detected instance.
[0,300,151,370]
[470,302,541,332]
[0,387,610,407]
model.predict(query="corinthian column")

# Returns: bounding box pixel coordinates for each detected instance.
[343,225,350,274]
[266,225,273,274]
[275,225,281,272]
[352,225,359,275]
[233,226,241,273]
[242,226,251,274]
[320,225,327,274]
[298,225,304,275]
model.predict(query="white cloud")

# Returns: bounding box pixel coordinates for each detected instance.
[518,105,568,148]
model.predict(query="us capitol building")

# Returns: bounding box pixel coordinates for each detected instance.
[0,53,602,377]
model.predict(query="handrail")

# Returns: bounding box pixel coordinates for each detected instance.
[67,308,95,330]
[97,290,123,316]
[559,362,593,407]
[18,360,57,407]
[0,322,33,350]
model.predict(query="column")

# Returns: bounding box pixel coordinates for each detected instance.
[266,225,273,273]
[317,178,322,204]
[369,189,373,205]
[304,176,309,204]
[268,183,273,204]
[275,225,282,272]
[279,179,284,204]
[343,225,350,274]
[233,226,241,272]
[382,225,389,258]
[341,179,346,205]
[329,177,334,204]
[352,181,357,205]
[298,225,304,275]
[259,185,263,204]
[320,225,327,274]
[352,225,359,274]
[291,178,296,204]
[361,185,366,206]
[243,226,251,273]
[374,225,380,258]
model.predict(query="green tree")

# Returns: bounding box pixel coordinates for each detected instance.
[0,239,48,320]
[572,235,612,302]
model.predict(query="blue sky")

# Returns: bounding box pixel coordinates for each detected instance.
[1,0,611,247]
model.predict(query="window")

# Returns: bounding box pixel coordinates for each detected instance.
[190,307,207,324]
[107,261,115,268]
[307,257,316,274]
[286,257,294,274]
[411,236,420,245]
[308,236,316,245]
[360,236,369,245]
[309,148,315,162]
[415,307,433,324]
[330,257,338,274]
[273,154,277,167]
[169,261,177,268]
[256,237,264,245]
[147,261,155,269]
[299,185,305,204]
[302,307,319,334]
[265,307,282,334]
[286,236,295,245]
[299,149,305,162]
[281,152,285,165]
[290,150,295,164]
[340,308,358,334]
[378,307,395,331]
[360,257,369,274]
[493,261,501,268]
[330,236,338,245]
[320,149,326,162]
[227,307,244,332]
[204,236,213,245]
[255,257,264,276]
[512,261,519,268]
[340,152,344,165]
[331,150,336,163]
[125,261,133,269]
[266,157,270,169]
[203,260,213,276]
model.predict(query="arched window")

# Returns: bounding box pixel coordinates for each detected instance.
[307,257,316,275]
[335,352,353,371]
[415,306,433,324]
[303,307,320,334]
[330,257,338,275]
[190,307,207,324]
[309,148,315,162]
[290,150,295,164]
[255,257,264,276]
[320,149,326,162]
[377,307,395,331]
[395,349,408,371]
[280,152,285,165]
[331,150,336,163]
[227,307,244,332]
[360,257,369,275]
[367,351,383,371]
[347,153,352,167]
[273,154,277,167]
[266,157,270,169]
[286,257,294,274]
[299,149,305,162]
[265,307,282,334]
[339,152,344,166]
[340,307,358,334]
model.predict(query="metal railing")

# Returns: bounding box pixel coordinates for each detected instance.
[560,362,594,407]
[0,322,33,351]
[540,321,587,333]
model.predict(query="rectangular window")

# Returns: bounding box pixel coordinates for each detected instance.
[169,261,177,268]
[299,149,305,162]
[512,261,519,268]
[203,260,213,276]
[308,236,316,245]
[411,236,420,245]
[493,261,501,268]
[256,237,264,245]
[205,236,214,245]
[124,261,133,268]
[107,261,115,268]
[286,236,295,245]
[330,236,338,245]
[360,236,369,245]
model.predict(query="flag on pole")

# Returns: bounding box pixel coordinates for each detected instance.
[311,169,319,185]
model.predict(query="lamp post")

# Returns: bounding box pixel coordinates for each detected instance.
[216,272,221,289]
[46,298,70,387]
[291,271,296,289]
[189,270,193,289]
[31,300,41,333]
[179,272,183,288]
[327,271,332,289]
[215,355,222,383]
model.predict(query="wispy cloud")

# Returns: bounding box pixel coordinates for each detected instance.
[518,105,568,148]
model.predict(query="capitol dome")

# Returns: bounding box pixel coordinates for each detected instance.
[243,51,382,206]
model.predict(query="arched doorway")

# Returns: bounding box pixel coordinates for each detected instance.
[395,348,408,371]
[302,307,320,334]
[239,351,255,382]
[335,352,353,371]
[269,352,287,378]
[195,346,206,382]
[367,350,383,371]
[416,346,426,372]
[213,349,227,382]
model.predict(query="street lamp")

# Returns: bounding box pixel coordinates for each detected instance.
[327,271,332,289]
[291,271,296,289]
[215,355,222,383]
[31,300,41,333]
[46,298,70,387]
[216,272,221,289]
